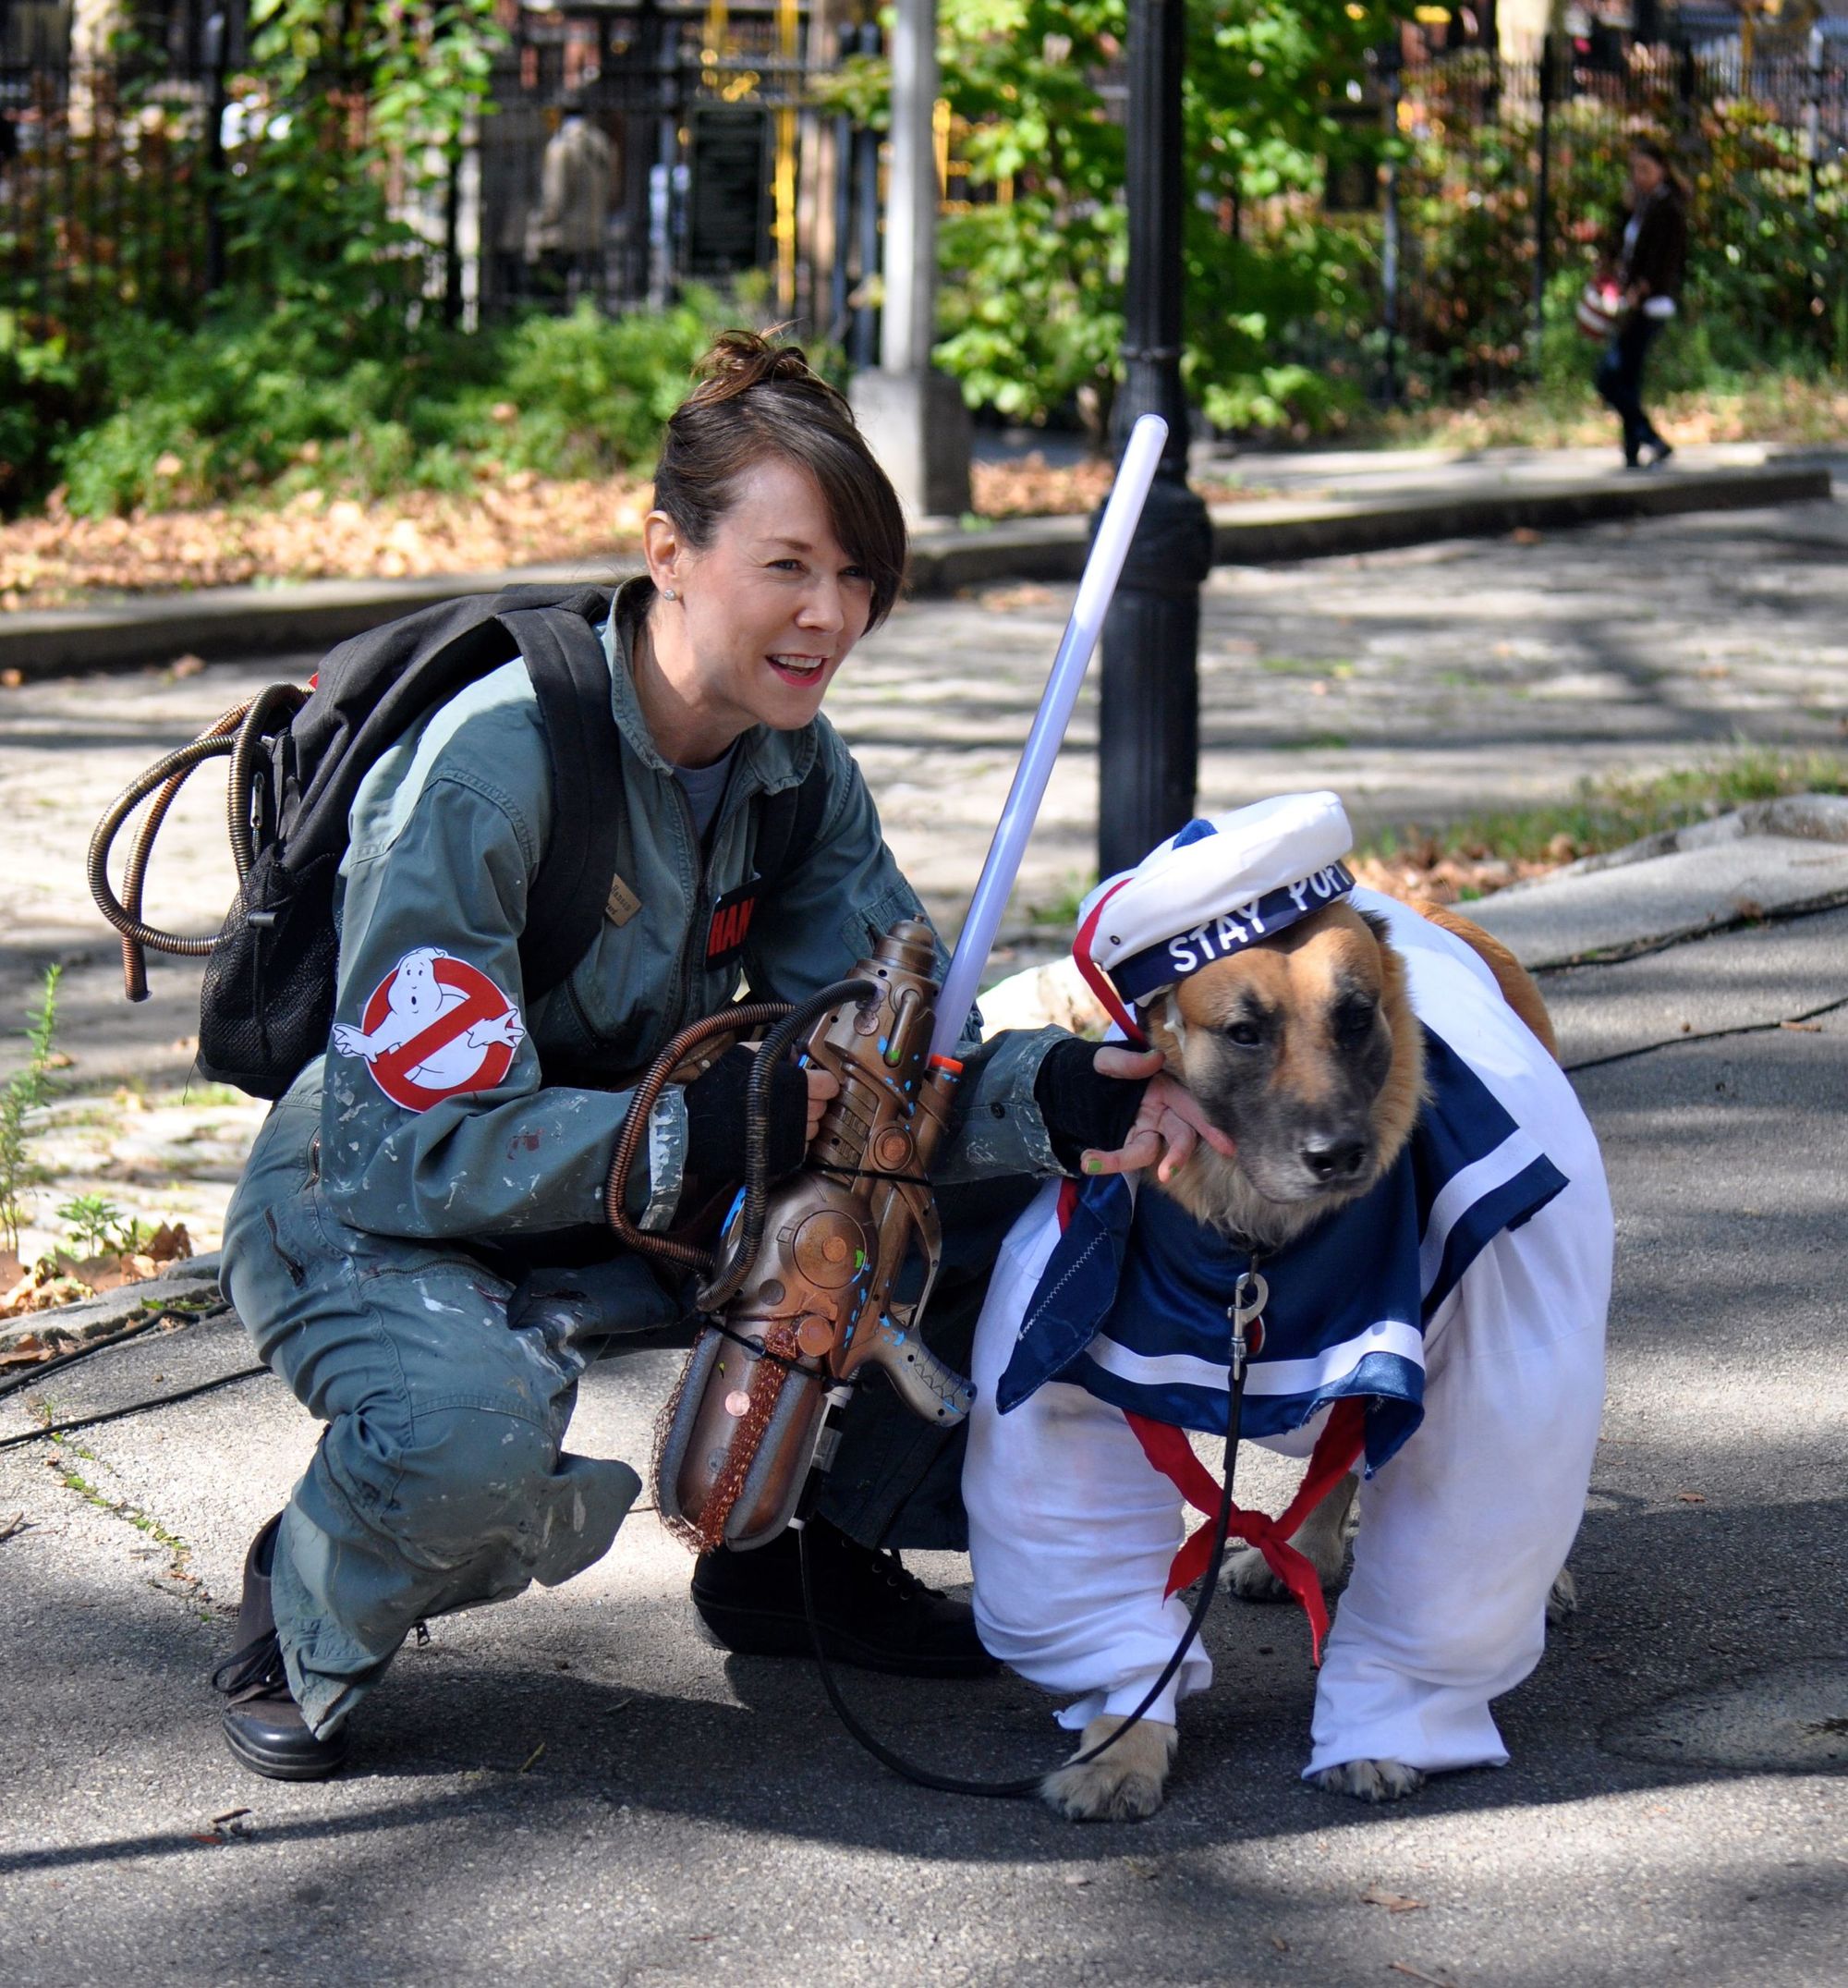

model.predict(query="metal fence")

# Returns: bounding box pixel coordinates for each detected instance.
[1368,34,1848,399]
[0,6,843,343]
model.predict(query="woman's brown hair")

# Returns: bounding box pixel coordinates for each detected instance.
[653,330,908,628]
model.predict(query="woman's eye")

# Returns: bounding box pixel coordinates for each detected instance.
[1224,1021,1262,1049]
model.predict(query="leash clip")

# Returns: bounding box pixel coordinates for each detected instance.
[1229,1268,1268,1382]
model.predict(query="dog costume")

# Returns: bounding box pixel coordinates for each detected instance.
[963,796,1611,1780]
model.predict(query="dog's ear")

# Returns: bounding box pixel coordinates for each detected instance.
[1356,908,1392,946]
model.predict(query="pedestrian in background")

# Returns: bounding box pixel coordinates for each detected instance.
[1594,138,1688,470]
[525,84,614,307]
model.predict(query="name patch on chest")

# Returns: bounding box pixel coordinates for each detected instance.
[705,877,761,970]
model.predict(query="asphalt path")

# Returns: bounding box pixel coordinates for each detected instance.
[1,902,1843,1987]
[3,495,1844,1092]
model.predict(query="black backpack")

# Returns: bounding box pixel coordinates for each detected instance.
[92,585,824,1100]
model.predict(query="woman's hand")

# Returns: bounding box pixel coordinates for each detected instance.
[805,1063,841,1143]
[1079,1044,1238,1187]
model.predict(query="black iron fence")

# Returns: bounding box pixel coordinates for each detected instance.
[0,9,836,343]
[1363,35,1848,400]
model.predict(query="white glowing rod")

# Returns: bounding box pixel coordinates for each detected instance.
[927,412,1170,1063]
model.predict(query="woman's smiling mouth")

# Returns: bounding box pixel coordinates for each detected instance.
[767,653,829,685]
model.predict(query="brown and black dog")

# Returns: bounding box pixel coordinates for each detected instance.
[1041,897,1566,1822]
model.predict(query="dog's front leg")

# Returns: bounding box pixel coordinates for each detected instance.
[1040,1714,1177,1823]
[1227,1468,1358,1601]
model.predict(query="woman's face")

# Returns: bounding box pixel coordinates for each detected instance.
[1631,151,1666,197]
[645,455,874,752]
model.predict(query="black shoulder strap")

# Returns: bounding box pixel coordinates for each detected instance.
[754,747,832,890]
[500,603,626,1002]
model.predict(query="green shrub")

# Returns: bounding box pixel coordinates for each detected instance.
[36,290,729,518]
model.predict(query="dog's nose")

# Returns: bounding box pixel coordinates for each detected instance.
[1302,1136,1367,1182]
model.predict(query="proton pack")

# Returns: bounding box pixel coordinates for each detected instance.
[89,585,823,1099]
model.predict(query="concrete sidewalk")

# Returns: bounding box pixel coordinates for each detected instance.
[0,443,1830,678]
[2,826,1843,1987]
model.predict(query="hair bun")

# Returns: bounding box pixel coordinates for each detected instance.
[687,329,844,412]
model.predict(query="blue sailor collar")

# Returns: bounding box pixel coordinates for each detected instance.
[996,1025,1569,1472]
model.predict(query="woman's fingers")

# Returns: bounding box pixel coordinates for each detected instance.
[1080,1074,1234,1181]
[1092,1043,1165,1081]
[804,1065,841,1142]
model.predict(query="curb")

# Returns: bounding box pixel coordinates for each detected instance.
[0,461,1831,681]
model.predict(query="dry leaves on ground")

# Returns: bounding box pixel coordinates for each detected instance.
[1352,831,1582,907]
[1,456,1262,610]
[0,473,656,610]
[0,1221,192,1321]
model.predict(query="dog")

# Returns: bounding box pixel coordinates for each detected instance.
[963,797,1611,1822]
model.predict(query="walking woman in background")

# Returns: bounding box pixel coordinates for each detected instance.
[1595,138,1689,470]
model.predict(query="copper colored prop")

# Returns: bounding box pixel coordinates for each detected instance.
[651,919,973,1554]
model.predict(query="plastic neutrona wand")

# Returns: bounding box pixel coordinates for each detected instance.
[642,416,1170,1559]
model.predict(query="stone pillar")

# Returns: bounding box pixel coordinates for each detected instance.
[848,0,970,521]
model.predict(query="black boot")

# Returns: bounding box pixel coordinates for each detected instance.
[690,1517,998,1679]
[212,1514,350,1781]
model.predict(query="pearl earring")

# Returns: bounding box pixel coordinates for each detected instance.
[663,587,677,602]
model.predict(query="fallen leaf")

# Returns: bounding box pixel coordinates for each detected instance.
[211,1806,252,1827]
[0,668,21,689]
[1732,897,1766,920]
[1363,1888,1429,1913]
[1388,1966,1455,1988]
[1676,1491,1708,1504]
[1510,525,1542,544]
[0,1512,27,1542]
[1270,1934,1290,1953]
[518,1742,545,1773]
[1781,1020,1823,1033]
[190,1832,225,1846]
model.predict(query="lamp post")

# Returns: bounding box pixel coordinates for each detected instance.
[1097,0,1213,879]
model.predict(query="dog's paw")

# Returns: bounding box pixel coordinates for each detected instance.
[1308,1758,1426,1804]
[1040,1714,1177,1823]
[1546,1565,1579,1625]
[1225,1543,1292,1602]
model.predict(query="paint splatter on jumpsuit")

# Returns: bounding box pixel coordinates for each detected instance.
[220,591,1068,1737]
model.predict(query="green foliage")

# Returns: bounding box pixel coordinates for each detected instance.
[56,1195,130,1258]
[821,0,1404,436]
[43,291,727,516]
[0,967,63,1256]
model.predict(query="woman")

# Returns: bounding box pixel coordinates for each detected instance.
[209,333,1174,1782]
[1594,138,1688,470]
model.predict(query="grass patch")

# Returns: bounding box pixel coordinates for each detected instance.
[1366,750,1847,871]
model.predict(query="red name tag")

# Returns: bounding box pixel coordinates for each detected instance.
[705,879,760,969]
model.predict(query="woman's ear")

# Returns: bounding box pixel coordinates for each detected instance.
[642,509,684,597]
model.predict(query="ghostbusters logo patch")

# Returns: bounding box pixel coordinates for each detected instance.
[331,948,525,1111]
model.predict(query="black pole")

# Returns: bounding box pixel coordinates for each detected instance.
[1097,0,1212,881]
[1379,42,1402,408]
[1533,30,1555,368]
[202,5,233,297]
[849,18,881,370]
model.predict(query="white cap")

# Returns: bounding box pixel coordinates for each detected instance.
[1078,792,1356,1006]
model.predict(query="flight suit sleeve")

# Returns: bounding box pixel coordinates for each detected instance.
[319,760,644,1241]
[740,723,1070,1185]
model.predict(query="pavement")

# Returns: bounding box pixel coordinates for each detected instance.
[1,814,1844,1986]
[0,443,1831,678]
[0,466,1843,1984]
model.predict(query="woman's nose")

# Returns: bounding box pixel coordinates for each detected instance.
[797,580,846,632]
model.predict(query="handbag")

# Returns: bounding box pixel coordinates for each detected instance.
[1575,278,1624,341]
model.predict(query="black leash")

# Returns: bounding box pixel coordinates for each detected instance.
[797,1316,1253,1799]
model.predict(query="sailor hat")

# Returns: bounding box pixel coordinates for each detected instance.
[1074,792,1356,1031]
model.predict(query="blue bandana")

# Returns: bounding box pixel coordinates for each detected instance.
[996,1026,1569,1472]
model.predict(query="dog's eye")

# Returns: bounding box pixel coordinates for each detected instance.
[1222,1020,1263,1049]
[1335,1000,1378,1039]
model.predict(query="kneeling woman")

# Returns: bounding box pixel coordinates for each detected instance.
[213,335,1130,1779]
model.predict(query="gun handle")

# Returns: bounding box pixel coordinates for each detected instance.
[858,1311,974,1426]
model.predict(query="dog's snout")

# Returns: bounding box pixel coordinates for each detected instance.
[1301,1135,1367,1183]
